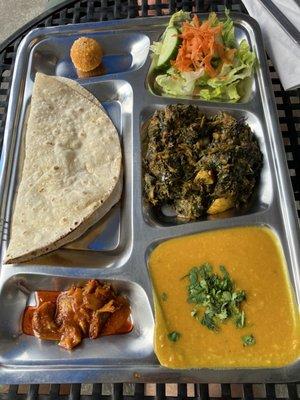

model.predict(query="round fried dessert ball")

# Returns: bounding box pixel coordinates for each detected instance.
[70,37,103,72]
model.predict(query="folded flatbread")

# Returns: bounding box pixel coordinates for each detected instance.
[5,73,122,263]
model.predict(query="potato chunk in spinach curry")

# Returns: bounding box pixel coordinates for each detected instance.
[143,105,263,220]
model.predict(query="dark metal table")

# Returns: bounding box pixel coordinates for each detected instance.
[0,0,299,398]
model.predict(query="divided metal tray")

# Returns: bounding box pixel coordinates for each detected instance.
[0,13,299,384]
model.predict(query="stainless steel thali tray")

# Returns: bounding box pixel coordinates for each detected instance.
[0,13,299,384]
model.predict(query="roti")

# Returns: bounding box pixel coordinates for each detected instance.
[5,73,122,264]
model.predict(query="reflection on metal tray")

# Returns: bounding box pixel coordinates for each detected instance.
[0,14,299,384]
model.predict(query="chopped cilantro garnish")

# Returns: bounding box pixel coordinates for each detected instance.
[161,292,168,301]
[242,334,256,346]
[201,312,217,331]
[191,309,198,317]
[185,263,247,332]
[167,331,181,342]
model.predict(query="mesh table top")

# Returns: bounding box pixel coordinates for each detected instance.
[0,382,299,399]
[0,0,299,398]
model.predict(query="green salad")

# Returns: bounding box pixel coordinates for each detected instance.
[151,10,256,102]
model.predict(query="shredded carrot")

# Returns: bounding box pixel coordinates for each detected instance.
[172,15,235,78]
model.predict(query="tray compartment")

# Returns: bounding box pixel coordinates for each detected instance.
[144,222,300,369]
[2,79,134,267]
[146,17,257,104]
[140,104,272,227]
[29,32,150,79]
[0,13,299,383]
[0,274,154,365]
[65,80,133,254]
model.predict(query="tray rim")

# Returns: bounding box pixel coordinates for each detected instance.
[0,12,299,384]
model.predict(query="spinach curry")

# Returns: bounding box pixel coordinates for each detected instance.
[143,105,263,220]
[149,226,300,368]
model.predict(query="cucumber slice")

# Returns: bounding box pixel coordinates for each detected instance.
[157,27,179,69]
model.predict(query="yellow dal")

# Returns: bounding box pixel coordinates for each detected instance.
[149,226,300,368]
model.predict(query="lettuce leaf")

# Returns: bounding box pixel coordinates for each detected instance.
[155,74,196,96]
[238,39,257,66]
[200,83,240,102]
[207,40,256,89]
[150,40,162,55]
[222,9,236,48]
[208,12,219,27]
[169,10,191,30]
[155,67,209,96]
[201,40,256,101]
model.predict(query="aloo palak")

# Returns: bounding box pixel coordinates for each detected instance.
[149,226,300,368]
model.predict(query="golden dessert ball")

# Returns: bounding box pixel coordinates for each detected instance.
[70,37,103,72]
